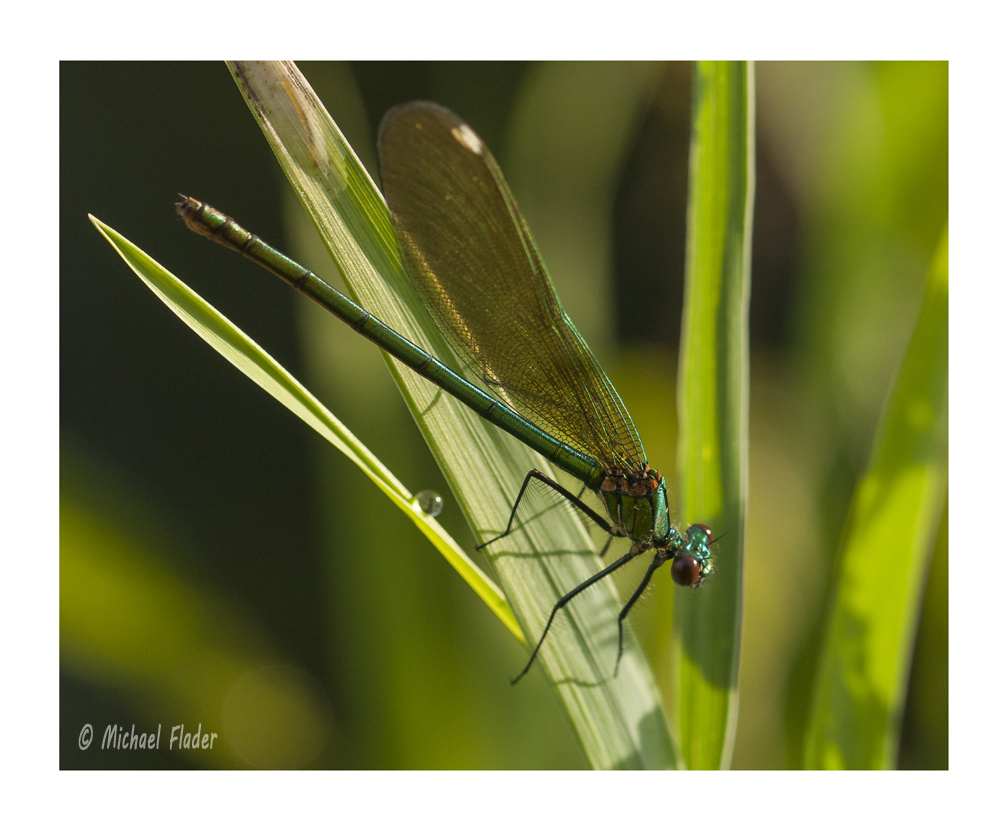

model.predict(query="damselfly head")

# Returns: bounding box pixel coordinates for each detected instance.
[670,523,714,587]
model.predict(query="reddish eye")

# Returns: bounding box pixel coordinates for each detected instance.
[671,554,702,587]
[689,523,712,541]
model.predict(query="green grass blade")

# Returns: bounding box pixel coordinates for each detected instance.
[89,214,521,642]
[225,61,678,768]
[676,61,754,769]
[804,226,948,769]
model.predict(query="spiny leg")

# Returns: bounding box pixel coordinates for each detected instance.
[579,482,617,559]
[511,550,637,685]
[477,469,613,551]
[613,554,665,676]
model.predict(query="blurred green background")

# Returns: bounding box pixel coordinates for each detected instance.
[60,61,947,769]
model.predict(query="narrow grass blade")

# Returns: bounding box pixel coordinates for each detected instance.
[804,226,948,769]
[89,214,521,642]
[676,61,754,769]
[223,61,678,768]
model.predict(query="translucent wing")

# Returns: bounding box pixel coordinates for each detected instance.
[378,101,645,475]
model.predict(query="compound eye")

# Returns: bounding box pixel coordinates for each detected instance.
[670,553,702,587]
[688,523,712,542]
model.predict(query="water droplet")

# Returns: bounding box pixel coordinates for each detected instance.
[415,489,443,517]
